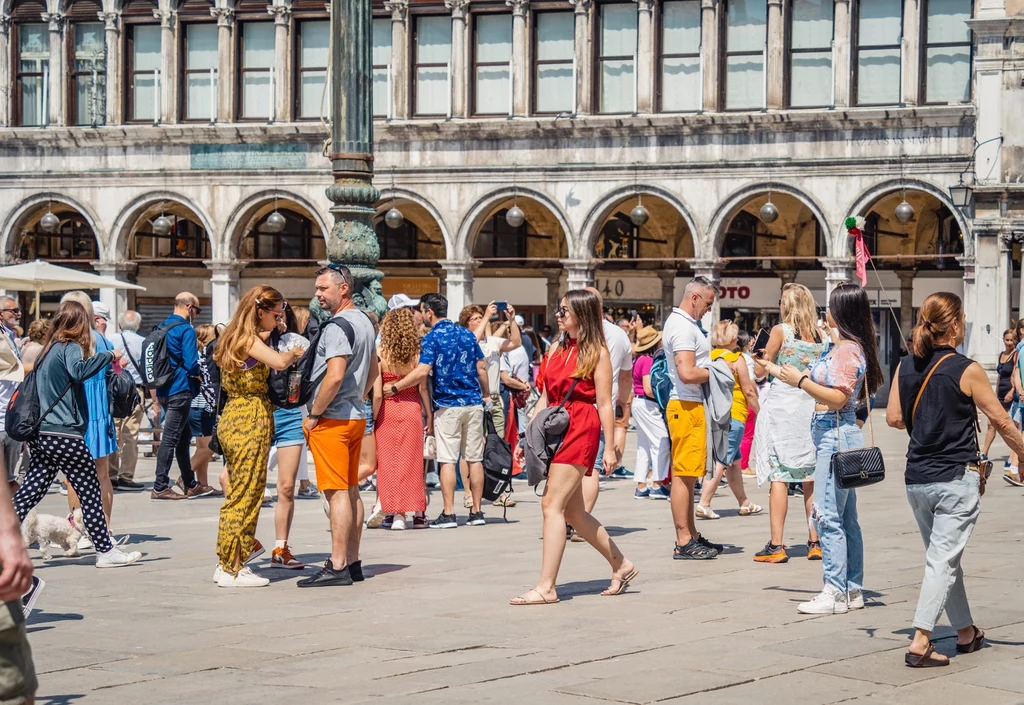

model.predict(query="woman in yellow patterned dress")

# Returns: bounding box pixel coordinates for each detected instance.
[212,286,302,588]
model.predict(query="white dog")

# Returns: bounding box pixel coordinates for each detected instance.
[22,509,84,560]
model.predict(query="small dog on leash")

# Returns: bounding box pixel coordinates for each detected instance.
[22,509,84,560]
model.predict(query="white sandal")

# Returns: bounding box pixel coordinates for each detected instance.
[696,504,720,520]
[739,503,764,516]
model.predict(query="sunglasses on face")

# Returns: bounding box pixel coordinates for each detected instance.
[555,306,569,318]
[2,308,20,314]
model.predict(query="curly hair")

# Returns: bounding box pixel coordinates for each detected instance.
[379,308,420,367]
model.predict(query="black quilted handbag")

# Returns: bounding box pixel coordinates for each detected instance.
[829,378,885,490]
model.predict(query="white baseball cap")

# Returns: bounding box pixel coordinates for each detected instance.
[388,293,420,311]
[514,314,525,327]
[91,301,111,320]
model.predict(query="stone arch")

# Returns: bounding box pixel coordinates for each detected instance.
[1,192,106,262]
[578,184,702,261]
[456,187,573,261]
[708,182,835,261]
[224,189,330,259]
[376,188,455,259]
[110,191,217,261]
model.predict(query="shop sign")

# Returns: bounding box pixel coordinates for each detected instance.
[595,276,662,301]
[382,277,439,299]
[717,277,782,303]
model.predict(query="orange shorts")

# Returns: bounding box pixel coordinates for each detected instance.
[306,418,366,491]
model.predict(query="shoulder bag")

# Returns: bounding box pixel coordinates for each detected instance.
[830,373,885,490]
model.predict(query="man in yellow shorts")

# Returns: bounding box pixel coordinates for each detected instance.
[662,276,722,560]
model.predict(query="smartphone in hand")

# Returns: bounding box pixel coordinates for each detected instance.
[495,301,508,312]
[752,328,770,355]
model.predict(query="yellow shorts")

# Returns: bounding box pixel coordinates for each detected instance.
[666,400,707,478]
[306,418,366,491]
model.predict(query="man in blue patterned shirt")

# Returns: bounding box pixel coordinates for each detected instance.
[384,293,490,528]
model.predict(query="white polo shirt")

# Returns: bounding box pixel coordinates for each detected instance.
[602,319,633,404]
[662,307,709,403]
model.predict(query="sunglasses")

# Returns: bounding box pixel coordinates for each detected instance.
[2,308,20,314]
[555,306,569,318]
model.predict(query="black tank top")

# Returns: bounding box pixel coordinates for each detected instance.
[996,352,1014,400]
[897,346,977,485]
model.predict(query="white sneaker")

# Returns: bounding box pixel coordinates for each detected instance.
[78,535,93,550]
[797,583,849,615]
[847,589,865,610]
[425,470,440,488]
[213,565,225,583]
[216,565,269,588]
[391,514,407,531]
[95,547,143,568]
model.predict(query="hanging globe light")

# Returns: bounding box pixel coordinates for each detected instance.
[895,200,916,223]
[505,205,525,228]
[152,215,173,236]
[759,201,779,224]
[630,203,650,227]
[384,207,404,229]
[39,212,60,233]
[265,211,287,233]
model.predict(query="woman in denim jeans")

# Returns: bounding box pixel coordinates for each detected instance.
[765,284,882,615]
[886,293,1024,667]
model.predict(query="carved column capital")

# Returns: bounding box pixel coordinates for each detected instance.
[445,0,470,20]
[210,7,235,28]
[384,0,409,22]
[767,0,781,6]
[700,0,716,10]
[635,0,654,13]
[568,0,592,15]
[40,12,63,33]
[0,15,11,38]
[267,5,291,25]
[506,0,529,18]
[98,11,121,33]
[153,9,177,28]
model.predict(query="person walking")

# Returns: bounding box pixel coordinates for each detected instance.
[372,307,431,531]
[151,293,203,500]
[0,305,22,492]
[184,324,220,497]
[886,292,1024,666]
[109,310,148,491]
[751,283,829,563]
[696,321,762,518]
[468,302,522,438]
[20,319,48,373]
[769,283,882,614]
[385,293,489,529]
[510,289,637,604]
[631,325,670,500]
[980,328,1016,460]
[212,286,302,588]
[298,265,377,587]
[12,301,141,567]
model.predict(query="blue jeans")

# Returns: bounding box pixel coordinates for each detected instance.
[811,412,865,593]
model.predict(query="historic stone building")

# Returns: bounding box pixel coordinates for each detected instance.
[0,0,1021,375]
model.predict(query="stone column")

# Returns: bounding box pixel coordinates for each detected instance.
[821,257,853,301]
[900,0,919,106]
[896,269,916,340]
[965,226,1011,368]
[441,260,478,317]
[154,9,177,123]
[205,261,246,325]
[93,262,138,333]
[562,259,597,291]
[42,12,64,126]
[766,0,783,109]
[700,0,719,112]
[269,4,291,122]
[212,7,235,122]
[658,269,677,319]
[689,258,722,326]
[569,0,592,115]
[778,270,797,287]
[99,11,121,126]
[508,0,529,116]
[0,17,10,127]
[635,0,654,113]
[385,0,409,119]
[832,0,850,107]
[446,0,470,118]
[545,268,562,326]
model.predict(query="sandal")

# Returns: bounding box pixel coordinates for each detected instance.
[905,643,949,668]
[509,588,560,606]
[601,567,639,596]
[738,503,763,516]
[695,505,720,520]
[956,626,985,653]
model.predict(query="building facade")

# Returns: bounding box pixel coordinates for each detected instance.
[0,0,1021,374]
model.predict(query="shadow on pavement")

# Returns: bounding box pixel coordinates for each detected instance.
[603,526,646,537]
[27,611,84,626]
[38,695,87,704]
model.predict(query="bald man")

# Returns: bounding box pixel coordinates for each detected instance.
[151,293,204,500]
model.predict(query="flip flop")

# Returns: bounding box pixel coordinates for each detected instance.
[956,626,985,653]
[905,643,949,668]
[601,567,639,596]
[509,588,560,606]
[739,503,763,516]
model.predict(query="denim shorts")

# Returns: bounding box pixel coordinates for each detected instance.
[724,418,745,465]
[273,407,305,448]
[189,408,214,438]
[364,399,374,435]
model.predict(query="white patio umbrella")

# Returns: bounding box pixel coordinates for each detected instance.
[0,260,146,320]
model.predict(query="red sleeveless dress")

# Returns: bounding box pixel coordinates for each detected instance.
[541,339,600,470]
[374,371,427,513]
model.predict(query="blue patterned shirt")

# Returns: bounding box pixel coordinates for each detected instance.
[419,319,484,409]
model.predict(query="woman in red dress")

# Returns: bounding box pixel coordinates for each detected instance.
[372,308,433,530]
[510,289,638,605]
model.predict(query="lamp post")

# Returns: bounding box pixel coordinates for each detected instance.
[325,0,387,319]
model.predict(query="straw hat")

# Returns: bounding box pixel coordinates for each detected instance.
[633,325,663,354]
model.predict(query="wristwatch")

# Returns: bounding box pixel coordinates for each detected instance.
[391,385,399,395]
[308,413,321,420]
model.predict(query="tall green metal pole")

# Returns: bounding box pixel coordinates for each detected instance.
[325,0,386,319]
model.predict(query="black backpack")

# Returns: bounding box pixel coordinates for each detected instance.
[108,368,139,419]
[267,317,356,409]
[6,344,73,443]
[140,320,187,390]
[481,411,513,516]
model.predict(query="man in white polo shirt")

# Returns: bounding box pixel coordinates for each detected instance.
[664,276,722,560]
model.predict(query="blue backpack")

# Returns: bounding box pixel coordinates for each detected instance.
[648,348,673,416]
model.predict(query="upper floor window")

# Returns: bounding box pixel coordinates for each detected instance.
[723,0,767,111]
[132,218,211,259]
[71,23,106,126]
[598,3,638,114]
[19,216,97,260]
[298,20,329,119]
[533,11,574,115]
[372,18,392,117]
[15,24,48,126]
[183,23,218,121]
[788,0,833,108]
[413,15,451,117]
[923,0,972,104]
[659,0,701,112]
[473,14,512,116]
[126,24,161,122]
[239,22,274,119]
[376,219,419,260]
[245,210,323,260]
[475,211,527,259]
[855,0,902,106]
[595,214,640,259]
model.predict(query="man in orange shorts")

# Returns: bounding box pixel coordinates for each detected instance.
[298,264,378,588]
[662,276,723,560]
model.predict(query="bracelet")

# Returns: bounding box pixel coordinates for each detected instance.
[797,376,808,390]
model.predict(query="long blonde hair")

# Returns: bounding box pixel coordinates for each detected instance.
[780,283,818,341]
[556,289,606,379]
[213,285,284,368]
[59,290,94,356]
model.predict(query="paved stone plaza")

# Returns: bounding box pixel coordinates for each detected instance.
[23,415,1024,704]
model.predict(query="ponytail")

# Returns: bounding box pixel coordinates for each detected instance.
[910,292,963,358]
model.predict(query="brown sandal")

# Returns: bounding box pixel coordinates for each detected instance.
[905,643,949,668]
[601,567,639,596]
[956,626,985,653]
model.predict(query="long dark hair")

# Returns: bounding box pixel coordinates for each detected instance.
[43,301,94,358]
[828,283,883,394]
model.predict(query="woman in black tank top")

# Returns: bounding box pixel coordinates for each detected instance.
[886,293,1024,668]
[981,329,1019,461]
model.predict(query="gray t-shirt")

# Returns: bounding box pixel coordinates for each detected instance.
[308,309,376,421]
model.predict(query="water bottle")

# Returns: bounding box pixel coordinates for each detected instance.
[287,370,302,404]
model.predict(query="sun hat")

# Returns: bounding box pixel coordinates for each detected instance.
[633,325,663,354]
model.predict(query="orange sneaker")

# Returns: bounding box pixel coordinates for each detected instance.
[807,541,823,561]
[753,542,789,563]
[245,539,265,565]
[270,545,304,570]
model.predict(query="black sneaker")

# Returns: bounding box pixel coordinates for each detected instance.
[296,560,353,588]
[673,539,718,560]
[21,576,44,618]
[696,533,724,554]
[693,480,702,499]
[468,511,486,526]
[116,479,145,491]
[349,560,365,582]
[429,512,458,529]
